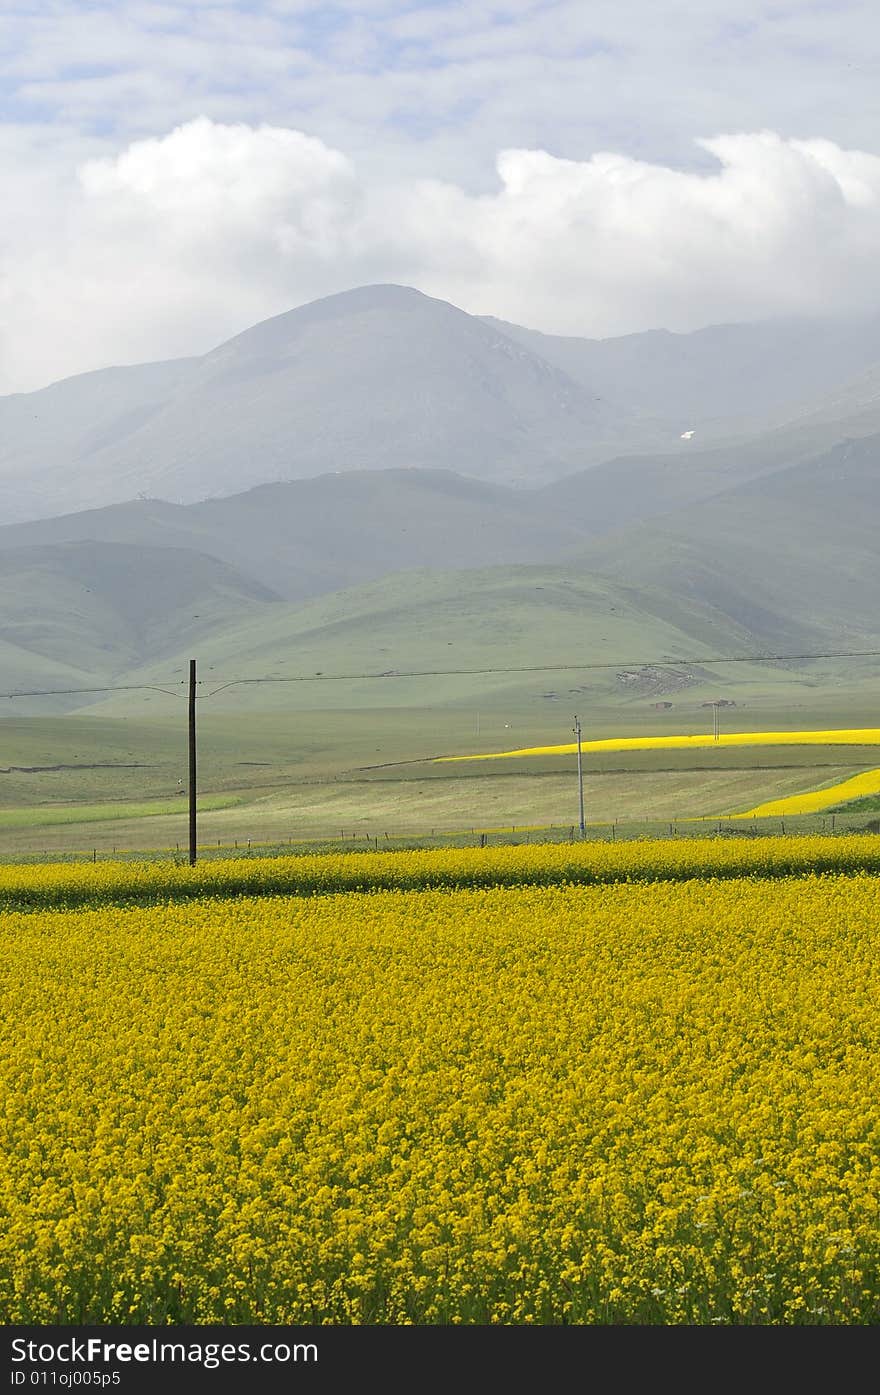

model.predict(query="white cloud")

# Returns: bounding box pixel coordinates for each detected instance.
[2,118,880,393]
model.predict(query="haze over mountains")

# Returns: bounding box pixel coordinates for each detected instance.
[577,434,880,652]
[1,282,879,712]
[5,283,880,524]
[484,312,880,430]
[0,284,656,522]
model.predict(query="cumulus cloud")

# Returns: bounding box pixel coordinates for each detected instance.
[2,117,880,393]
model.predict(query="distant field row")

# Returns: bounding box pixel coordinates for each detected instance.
[1,765,876,858]
[438,727,880,762]
[4,834,880,911]
[0,794,241,829]
[3,711,880,857]
[732,768,880,817]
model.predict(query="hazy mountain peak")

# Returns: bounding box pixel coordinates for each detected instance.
[5,284,880,526]
[2,283,658,520]
[208,282,439,356]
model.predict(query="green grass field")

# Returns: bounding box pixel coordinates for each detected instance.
[0,794,241,830]
[3,534,878,857]
[828,793,880,813]
[2,680,880,856]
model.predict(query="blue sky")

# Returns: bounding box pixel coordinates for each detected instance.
[2,1,880,390]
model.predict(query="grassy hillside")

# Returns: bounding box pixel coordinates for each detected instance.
[82,560,791,719]
[0,636,101,713]
[575,433,880,656]
[4,513,876,731]
[0,542,282,714]
[0,470,589,601]
[535,436,811,537]
[537,418,880,541]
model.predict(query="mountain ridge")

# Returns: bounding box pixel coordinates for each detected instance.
[7,283,880,526]
[0,285,659,520]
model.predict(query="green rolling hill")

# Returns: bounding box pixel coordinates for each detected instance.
[83,559,816,720]
[575,433,880,654]
[1,425,878,732]
[0,469,589,602]
[0,542,281,707]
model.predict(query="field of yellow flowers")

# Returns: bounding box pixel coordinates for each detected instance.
[3,833,880,910]
[729,769,880,818]
[436,726,880,761]
[1,843,879,1324]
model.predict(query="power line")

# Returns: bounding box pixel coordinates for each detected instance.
[3,647,880,702]
[2,682,186,700]
[200,648,880,696]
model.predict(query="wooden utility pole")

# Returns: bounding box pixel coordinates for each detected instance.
[573,715,585,837]
[188,658,197,865]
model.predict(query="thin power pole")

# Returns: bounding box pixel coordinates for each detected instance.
[188,657,197,865]
[573,714,585,837]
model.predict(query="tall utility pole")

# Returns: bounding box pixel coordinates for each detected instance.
[188,658,197,866]
[573,715,585,837]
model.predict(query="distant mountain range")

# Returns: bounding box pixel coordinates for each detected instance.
[5,282,880,524]
[0,469,585,602]
[1,283,878,713]
[0,285,646,521]
[481,312,880,429]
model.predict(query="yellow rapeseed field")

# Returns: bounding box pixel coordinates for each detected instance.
[436,727,880,762]
[1,866,878,1324]
[3,834,880,910]
[728,768,880,818]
